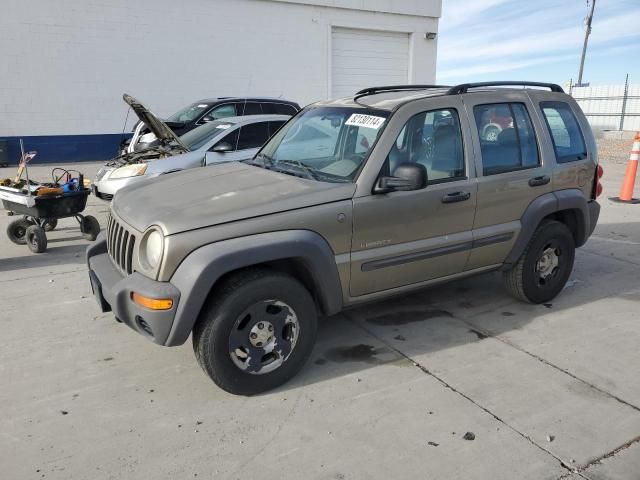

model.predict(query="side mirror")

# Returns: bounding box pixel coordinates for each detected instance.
[211,142,233,153]
[374,163,427,194]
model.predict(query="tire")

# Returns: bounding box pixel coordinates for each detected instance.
[43,218,58,232]
[25,225,47,253]
[503,220,575,304]
[192,268,318,395]
[7,219,32,245]
[80,215,100,241]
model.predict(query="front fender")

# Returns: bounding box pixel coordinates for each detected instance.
[164,230,343,346]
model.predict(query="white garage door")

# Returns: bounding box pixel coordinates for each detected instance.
[331,27,410,99]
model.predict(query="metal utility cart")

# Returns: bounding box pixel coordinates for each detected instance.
[0,143,100,253]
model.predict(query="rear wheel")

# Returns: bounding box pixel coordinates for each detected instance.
[7,219,32,245]
[43,218,58,232]
[193,269,318,395]
[504,220,575,304]
[25,225,47,253]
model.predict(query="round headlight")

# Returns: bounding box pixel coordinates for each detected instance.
[142,229,164,269]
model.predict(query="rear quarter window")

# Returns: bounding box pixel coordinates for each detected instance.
[540,101,587,163]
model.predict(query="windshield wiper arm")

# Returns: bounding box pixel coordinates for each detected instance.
[276,159,320,180]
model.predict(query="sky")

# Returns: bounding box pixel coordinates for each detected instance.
[436,0,640,87]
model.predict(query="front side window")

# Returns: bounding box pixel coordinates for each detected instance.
[203,104,237,122]
[383,108,465,184]
[474,103,540,175]
[540,101,587,163]
[238,102,263,115]
[254,107,389,183]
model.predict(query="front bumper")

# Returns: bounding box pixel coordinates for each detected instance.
[87,233,180,345]
[93,174,147,201]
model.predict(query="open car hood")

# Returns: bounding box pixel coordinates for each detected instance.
[123,94,187,150]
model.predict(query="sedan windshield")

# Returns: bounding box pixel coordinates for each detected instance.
[167,102,212,123]
[253,107,389,182]
[179,121,235,150]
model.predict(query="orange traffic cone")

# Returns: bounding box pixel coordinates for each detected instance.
[614,132,640,203]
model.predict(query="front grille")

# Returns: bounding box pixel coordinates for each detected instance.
[106,214,136,275]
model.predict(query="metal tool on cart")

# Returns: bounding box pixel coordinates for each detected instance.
[0,140,100,253]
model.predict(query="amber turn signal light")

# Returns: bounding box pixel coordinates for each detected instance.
[131,292,173,311]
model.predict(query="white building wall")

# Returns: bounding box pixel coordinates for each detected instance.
[0,0,441,137]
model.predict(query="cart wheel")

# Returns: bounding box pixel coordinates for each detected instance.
[43,218,58,232]
[7,219,32,245]
[25,225,47,253]
[80,215,100,241]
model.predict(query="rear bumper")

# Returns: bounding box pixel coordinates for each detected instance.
[87,233,181,345]
[587,200,600,238]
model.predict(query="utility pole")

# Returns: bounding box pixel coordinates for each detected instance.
[577,0,596,86]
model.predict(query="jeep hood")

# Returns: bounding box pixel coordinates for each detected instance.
[112,162,356,234]
[124,94,187,149]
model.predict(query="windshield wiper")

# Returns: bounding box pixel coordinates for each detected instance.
[244,153,275,169]
[275,159,320,181]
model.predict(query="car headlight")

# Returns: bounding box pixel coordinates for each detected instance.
[140,228,164,270]
[110,164,147,179]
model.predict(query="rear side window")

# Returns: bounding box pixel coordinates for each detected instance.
[236,122,270,150]
[263,103,298,115]
[540,101,587,163]
[474,103,540,176]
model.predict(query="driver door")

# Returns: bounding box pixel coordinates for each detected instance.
[350,103,477,297]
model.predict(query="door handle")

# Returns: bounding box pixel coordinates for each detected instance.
[442,191,471,204]
[529,175,550,187]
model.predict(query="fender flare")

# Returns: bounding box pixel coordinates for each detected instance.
[164,230,343,346]
[503,189,592,267]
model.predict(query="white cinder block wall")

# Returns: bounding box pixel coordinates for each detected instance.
[0,0,441,138]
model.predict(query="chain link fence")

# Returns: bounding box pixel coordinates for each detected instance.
[570,79,640,132]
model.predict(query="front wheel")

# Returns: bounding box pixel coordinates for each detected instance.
[503,220,575,304]
[25,225,48,253]
[193,269,318,395]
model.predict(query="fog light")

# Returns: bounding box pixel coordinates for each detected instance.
[131,292,173,310]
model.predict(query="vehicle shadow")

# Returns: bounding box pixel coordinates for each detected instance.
[0,244,87,272]
[283,222,639,392]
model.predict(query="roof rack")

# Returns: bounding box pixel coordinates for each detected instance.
[354,85,449,101]
[447,81,564,95]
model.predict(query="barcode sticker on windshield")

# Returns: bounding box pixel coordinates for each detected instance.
[345,114,386,130]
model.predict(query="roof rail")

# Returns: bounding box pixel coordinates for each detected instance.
[354,85,449,101]
[447,81,565,95]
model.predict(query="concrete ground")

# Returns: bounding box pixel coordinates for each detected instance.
[1,147,639,480]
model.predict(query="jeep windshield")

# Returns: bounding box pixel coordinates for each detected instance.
[249,106,389,182]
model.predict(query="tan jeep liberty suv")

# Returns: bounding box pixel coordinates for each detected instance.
[87,81,603,395]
